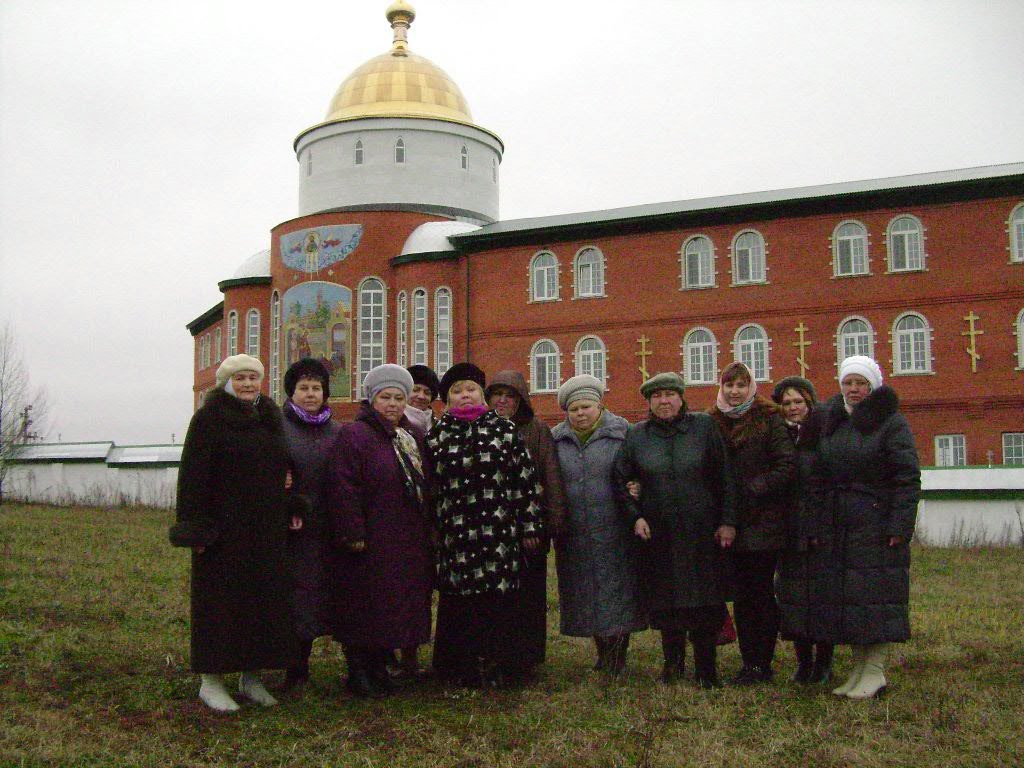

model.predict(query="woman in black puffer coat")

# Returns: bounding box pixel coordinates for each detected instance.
[797,356,920,700]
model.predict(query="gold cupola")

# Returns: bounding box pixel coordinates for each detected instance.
[324,2,474,125]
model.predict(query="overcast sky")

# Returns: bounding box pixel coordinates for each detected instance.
[2,0,1022,444]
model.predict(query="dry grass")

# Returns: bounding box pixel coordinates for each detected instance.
[2,503,1022,767]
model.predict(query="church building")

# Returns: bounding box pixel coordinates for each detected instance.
[188,2,1024,467]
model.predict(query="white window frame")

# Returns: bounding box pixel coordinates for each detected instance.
[574,336,606,383]
[833,220,869,277]
[411,288,428,365]
[227,311,238,356]
[1010,203,1024,263]
[213,327,222,364]
[731,230,766,285]
[682,327,718,385]
[395,138,405,164]
[891,311,932,374]
[357,278,387,394]
[530,339,560,392]
[434,287,452,376]
[355,139,364,166]
[270,291,281,403]
[573,246,605,298]
[530,251,559,302]
[733,324,770,381]
[887,215,925,272]
[246,309,260,358]
[396,291,408,367]
[836,316,875,369]
[681,235,715,289]
[1003,433,1024,465]
[934,434,966,467]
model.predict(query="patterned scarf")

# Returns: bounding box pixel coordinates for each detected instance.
[716,363,758,420]
[285,399,332,425]
[392,427,427,504]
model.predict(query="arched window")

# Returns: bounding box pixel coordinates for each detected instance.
[575,336,606,382]
[306,149,313,177]
[837,316,874,366]
[732,230,766,284]
[213,327,222,363]
[270,292,281,403]
[574,247,604,297]
[396,291,408,366]
[887,216,925,271]
[246,309,260,357]
[460,146,468,171]
[734,324,769,381]
[395,138,405,164]
[354,139,364,166]
[1010,203,1024,263]
[892,312,931,373]
[530,340,560,392]
[434,288,452,376]
[683,328,717,385]
[199,334,210,370]
[833,221,869,276]
[411,288,428,365]
[530,251,559,301]
[682,235,714,289]
[227,311,238,356]
[1015,308,1024,368]
[358,278,386,391]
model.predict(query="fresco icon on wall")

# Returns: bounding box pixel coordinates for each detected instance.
[280,225,363,273]
[282,281,353,401]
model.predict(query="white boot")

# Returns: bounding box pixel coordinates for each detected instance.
[846,643,888,700]
[831,645,866,697]
[199,674,240,712]
[239,671,278,707]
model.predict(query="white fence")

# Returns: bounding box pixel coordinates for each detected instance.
[4,443,1023,546]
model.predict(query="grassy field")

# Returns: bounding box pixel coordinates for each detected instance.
[1,503,1022,768]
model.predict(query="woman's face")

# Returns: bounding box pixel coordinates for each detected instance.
[649,389,684,420]
[722,375,752,407]
[841,373,872,406]
[780,387,809,423]
[488,385,521,419]
[568,399,602,432]
[409,384,434,411]
[230,371,261,402]
[292,377,324,413]
[373,387,407,425]
[447,380,484,409]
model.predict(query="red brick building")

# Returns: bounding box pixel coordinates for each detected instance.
[188,4,1024,467]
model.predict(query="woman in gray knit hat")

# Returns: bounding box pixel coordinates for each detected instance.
[614,371,736,688]
[552,375,646,675]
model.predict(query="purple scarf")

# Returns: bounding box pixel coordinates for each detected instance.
[286,399,333,425]
[448,404,489,422]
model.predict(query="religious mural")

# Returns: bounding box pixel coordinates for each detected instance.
[282,282,353,401]
[280,225,363,273]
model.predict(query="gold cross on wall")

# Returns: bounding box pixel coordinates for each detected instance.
[961,311,983,373]
[792,322,812,378]
[636,335,652,381]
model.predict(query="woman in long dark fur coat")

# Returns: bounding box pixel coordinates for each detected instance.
[796,355,920,700]
[170,354,299,712]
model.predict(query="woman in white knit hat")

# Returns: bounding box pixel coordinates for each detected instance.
[798,355,920,699]
[170,354,300,712]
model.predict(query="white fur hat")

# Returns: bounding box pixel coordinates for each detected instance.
[216,354,265,388]
[839,355,883,391]
[363,363,414,402]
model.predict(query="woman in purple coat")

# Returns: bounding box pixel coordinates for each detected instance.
[326,364,433,697]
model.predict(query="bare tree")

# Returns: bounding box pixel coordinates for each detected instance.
[0,323,49,505]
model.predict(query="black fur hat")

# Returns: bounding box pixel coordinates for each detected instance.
[407,365,441,400]
[438,362,486,403]
[771,376,817,406]
[284,358,331,399]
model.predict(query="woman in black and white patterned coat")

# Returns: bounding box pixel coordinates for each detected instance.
[425,362,545,686]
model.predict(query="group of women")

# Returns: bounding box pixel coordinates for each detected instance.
[171,350,920,711]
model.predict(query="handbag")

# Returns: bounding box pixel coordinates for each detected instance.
[716,607,737,645]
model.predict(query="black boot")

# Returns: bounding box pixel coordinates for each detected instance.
[809,643,834,684]
[367,649,395,695]
[592,636,608,672]
[792,640,814,683]
[692,636,721,689]
[660,632,685,684]
[606,634,630,676]
[345,648,375,698]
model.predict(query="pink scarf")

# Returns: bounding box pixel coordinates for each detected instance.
[449,404,489,422]
[715,362,757,419]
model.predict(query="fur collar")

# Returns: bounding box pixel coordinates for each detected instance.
[709,396,782,448]
[822,385,900,436]
[202,387,283,433]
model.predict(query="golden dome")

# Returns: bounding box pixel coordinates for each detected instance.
[324,2,474,125]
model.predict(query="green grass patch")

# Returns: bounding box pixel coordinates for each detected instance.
[2,504,1022,767]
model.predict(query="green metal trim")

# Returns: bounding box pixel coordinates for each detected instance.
[218,276,272,292]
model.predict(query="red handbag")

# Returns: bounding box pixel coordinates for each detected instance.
[716,608,737,645]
